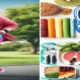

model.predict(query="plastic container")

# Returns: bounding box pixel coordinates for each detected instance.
[44,66,76,79]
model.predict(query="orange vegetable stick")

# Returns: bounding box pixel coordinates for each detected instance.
[48,18,56,38]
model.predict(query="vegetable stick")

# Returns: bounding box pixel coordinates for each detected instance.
[63,18,71,38]
[48,18,56,38]
[55,18,63,38]
[41,19,48,37]
[70,19,75,38]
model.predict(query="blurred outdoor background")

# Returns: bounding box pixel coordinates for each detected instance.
[0,0,39,66]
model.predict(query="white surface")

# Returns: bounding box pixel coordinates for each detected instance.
[40,0,80,79]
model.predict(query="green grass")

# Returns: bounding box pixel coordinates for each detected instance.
[0,52,39,66]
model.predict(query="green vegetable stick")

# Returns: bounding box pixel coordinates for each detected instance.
[63,18,71,38]
[70,19,75,38]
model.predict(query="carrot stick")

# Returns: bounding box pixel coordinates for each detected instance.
[48,18,56,38]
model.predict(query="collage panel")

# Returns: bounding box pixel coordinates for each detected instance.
[0,0,39,80]
[40,39,80,80]
[40,0,80,38]
[40,0,80,80]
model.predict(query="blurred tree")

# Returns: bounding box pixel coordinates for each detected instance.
[6,4,39,54]
[0,42,32,51]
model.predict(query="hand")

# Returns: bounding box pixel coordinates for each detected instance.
[0,30,6,34]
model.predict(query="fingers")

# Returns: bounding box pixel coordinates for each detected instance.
[0,30,6,34]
